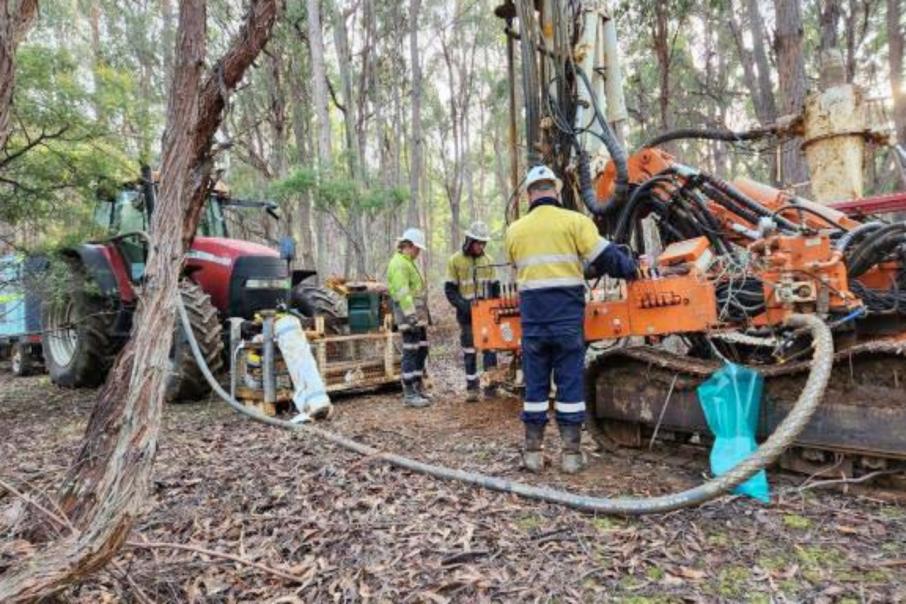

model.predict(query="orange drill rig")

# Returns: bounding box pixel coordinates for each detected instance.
[484,1,906,481]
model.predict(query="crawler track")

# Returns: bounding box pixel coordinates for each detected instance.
[586,337,906,486]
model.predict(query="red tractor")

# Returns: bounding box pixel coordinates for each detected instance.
[40,169,341,401]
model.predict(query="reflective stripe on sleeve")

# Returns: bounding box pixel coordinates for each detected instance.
[555,401,586,413]
[518,276,585,290]
[514,253,581,270]
[461,347,476,354]
[523,401,549,413]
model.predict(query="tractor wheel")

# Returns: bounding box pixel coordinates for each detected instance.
[290,282,346,333]
[42,261,118,388]
[166,280,224,403]
[11,342,32,377]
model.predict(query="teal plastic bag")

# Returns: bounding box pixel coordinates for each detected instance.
[696,362,770,503]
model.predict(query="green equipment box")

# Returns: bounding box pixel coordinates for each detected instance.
[347,291,381,333]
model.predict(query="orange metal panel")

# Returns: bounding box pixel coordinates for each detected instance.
[472,274,719,351]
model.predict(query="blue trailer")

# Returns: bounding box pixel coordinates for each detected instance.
[0,254,45,376]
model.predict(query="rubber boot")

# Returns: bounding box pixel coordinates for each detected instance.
[559,423,585,474]
[403,382,429,408]
[465,386,480,403]
[523,423,545,473]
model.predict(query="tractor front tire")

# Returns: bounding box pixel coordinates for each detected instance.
[166,280,224,403]
[41,262,118,388]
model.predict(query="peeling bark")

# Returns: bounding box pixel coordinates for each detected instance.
[0,1,278,601]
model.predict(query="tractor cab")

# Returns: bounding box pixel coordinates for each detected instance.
[91,174,290,319]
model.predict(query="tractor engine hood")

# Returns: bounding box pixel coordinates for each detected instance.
[187,237,289,317]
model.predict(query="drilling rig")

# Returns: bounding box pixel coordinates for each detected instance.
[480,0,906,482]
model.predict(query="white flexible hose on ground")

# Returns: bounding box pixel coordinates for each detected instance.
[179,301,833,514]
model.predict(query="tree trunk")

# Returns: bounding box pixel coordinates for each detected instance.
[0,2,277,601]
[306,0,331,276]
[652,3,672,136]
[331,0,367,276]
[820,0,841,51]
[288,50,317,270]
[407,0,422,228]
[773,0,810,191]
[889,0,906,145]
[0,0,38,151]
[308,0,332,169]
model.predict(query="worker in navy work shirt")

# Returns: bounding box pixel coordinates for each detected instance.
[505,165,638,474]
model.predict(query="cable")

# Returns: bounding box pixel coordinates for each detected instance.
[179,297,834,515]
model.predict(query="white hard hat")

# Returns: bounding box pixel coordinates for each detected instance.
[464,220,491,242]
[525,164,562,191]
[397,227,427,250]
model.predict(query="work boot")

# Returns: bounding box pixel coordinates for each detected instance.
[465,387,480,403]
[559,423,585,474]
[403,382,430,408]
[523,423,546,473]
[415,378,433,401]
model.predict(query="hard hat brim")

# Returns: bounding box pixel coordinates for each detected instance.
[397,237,427,250]
[464,232,491,242]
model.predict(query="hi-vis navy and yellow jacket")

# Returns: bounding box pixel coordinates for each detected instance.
[445,250,496,323]
[504,198,636,336]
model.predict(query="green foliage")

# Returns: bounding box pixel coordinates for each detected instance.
[271,167,408,215]
[1,44,135,237]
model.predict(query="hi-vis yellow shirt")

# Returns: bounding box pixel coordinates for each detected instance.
[505,204,609,290]
[445,251,495,300]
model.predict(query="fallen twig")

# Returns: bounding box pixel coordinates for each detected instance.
[126,540,308,584]
[0,477,72,532]
[110,561,156,604]
[793,470,901,492]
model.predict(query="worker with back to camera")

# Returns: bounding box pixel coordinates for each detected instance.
[505,164,639,474]
[445,220,500,402]
[387,227,432,408]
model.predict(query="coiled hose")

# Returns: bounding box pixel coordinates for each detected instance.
[179,300,833,515]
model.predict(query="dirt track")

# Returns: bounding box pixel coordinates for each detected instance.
[2,342,906,602]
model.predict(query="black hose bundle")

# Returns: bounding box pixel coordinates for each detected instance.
[846,222,906,278]
[715,278,766,322]
[573,65,629,206]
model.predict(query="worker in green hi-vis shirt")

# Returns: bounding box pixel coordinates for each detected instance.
[386,227,431,408]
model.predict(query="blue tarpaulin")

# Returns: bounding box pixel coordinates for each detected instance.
[697,362,771,503]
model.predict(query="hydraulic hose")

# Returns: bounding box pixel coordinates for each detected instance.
[574,65,629,207]
[178,299,833,515]
[576,150,602,216]
[642,126,777,150]
[835,221,883,252]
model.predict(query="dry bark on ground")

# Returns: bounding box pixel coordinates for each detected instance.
[1,341,905,602]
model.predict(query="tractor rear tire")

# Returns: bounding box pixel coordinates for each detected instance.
[42,261,118,388]
[290,282,346,333]
[166,280,224,403]
[11,342,32,377]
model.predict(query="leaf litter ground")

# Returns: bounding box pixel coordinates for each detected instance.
[1,335,905,602]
